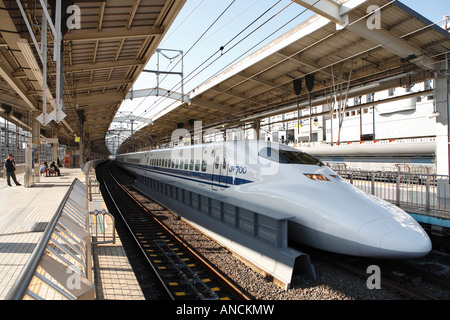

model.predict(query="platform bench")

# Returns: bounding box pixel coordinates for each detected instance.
[41,168,57,177]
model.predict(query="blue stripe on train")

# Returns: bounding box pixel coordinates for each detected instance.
[123,163,253,187]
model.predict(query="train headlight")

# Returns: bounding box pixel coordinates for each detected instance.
[304,174,329,181]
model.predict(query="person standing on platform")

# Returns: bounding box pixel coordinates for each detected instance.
[4,154,21,187]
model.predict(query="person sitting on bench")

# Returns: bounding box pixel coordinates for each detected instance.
[40,162,48,175]
[50,161,61,176]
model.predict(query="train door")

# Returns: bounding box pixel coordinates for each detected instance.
[212,148,228,190]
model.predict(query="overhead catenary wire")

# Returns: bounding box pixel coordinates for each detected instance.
[219,0,449,107]
[121,0,238,124]
[160,0,206,47]
[133,0,380,130]
[209,5,445,122]
[126,0,284,125]
[130,0,303,127]
[172,0,291,100]
[241,13,449,106]
[183,0,293,88]
[118,0,448,147]
[197,0,315,87]
[221,0,400,98]
[120,0,383,136]
[197,0,263,46]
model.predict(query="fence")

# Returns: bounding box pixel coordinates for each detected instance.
[82,160,116,245]
[5,178,107,300]
[334,169,450,216]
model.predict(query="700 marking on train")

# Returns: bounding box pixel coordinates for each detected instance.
[229,166,247,174]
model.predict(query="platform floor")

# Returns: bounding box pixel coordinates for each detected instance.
[0,168,144,300]
[89,179,145,300]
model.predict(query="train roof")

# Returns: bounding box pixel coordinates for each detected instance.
[117,140,300,157]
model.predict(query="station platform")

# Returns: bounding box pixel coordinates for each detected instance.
[0,168,144,300]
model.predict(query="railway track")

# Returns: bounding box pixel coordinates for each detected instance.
[294,244,450,300]
[96,161,252,300]
[324,255,439,300]
[95,161,449,300]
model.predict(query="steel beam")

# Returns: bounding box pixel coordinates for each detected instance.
[65,27,164,42]
[291,0,345,25]
[346,15,435,71]
[125,87,190,103]
[66,60,145,73]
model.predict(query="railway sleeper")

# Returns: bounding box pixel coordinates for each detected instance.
[152,239,219,300]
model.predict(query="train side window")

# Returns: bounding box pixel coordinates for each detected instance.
[202,160,207,172]
[223,158,227,170]
[189,159,194,170]
[214,156,220,170]
[279,150,322,166]
[184,160,189,170]
[179,160,183,169]
[195,160,200,171]
[258,147,322,166]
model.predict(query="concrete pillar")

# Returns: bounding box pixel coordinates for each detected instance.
[52,133,58,163]
[79,138,84,167]
[31,114,40,183]
[435,58,450,176]
[253,120,261,140]
[24,139,33,188]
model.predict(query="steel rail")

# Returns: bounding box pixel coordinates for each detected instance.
[101,163,252,300]
[114,172,253,301]
[99,167,175,299]
[295,244,439,300]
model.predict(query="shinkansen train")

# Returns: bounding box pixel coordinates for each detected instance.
[297,138,436,172]
[115,140,431,259]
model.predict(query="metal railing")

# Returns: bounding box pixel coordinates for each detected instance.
[6,179,95,300]
[82,159,116,245]
[334,169,450,217]
[82,159,109,202]
[90,209,116,245]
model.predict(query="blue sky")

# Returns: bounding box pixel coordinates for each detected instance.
[113,0,449,133]
[401,0,448,23]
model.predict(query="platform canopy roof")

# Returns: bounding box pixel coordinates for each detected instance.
[119,0,450,153]
[0,0,185,157]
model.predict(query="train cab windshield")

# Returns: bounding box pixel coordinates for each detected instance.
[258,147,323,166]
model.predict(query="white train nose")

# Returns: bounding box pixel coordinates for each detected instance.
[358,218,432,258]
[380,228,432,258]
